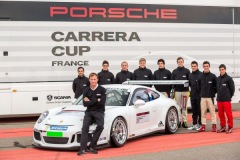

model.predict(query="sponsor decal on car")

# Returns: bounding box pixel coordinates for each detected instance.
[45,125,50,130]
[50,125,68,131]
[136,112,149,123]
[158,121,164,127]
[98,137,106,141]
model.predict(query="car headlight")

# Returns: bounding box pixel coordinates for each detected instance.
[37,111,49,124]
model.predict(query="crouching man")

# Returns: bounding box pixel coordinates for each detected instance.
[78,72,106,156]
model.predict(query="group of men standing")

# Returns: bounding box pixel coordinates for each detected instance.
[171,59,235,134]
[73,58,172,99]
[73,57,235,156]
[188,61,235,134]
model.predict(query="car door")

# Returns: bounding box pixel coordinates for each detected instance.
[128,88,152,136]
[148,89,162,129]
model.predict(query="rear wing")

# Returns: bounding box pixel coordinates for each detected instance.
[122,80,189,87]
[122,80,189,99]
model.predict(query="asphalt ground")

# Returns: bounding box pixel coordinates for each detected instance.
[0,104,240,160]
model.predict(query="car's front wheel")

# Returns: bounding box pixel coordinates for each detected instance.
[110,117,128,147]
[165,106,179,134]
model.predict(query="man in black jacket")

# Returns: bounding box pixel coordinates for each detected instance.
[171,57,190,128]
[198,61,217,132]
[78,73,106,156]
[115,61,133,84]
[153,59,171,97]
[216,64,235,134]
[72,67,89,99]
[133,58,153,87]
[188,61,202,130]
[98,60,114,85]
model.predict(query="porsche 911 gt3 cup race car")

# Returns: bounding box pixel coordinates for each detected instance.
[33,84,181,149]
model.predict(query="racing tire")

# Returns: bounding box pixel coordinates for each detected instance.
[110,117,128,147]
[165,106,179,134]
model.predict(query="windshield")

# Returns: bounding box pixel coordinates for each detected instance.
[73,88,129,106]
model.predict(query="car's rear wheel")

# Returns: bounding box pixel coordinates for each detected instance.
[110,117,128,147]
[165,106,179,134]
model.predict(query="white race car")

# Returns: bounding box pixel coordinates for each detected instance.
[33,84,180,149]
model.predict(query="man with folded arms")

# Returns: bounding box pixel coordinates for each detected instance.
[78,73,106,156]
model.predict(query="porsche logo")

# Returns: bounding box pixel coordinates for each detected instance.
[45,125,49,130]
[60,120,63,123]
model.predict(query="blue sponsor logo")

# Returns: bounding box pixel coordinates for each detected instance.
[50,125,68,131]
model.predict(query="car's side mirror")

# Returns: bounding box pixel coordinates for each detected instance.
[134,99,146,107]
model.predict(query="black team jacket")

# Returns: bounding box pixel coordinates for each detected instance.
[198,71,217,98]
[98,70,114,85]
[171,66,190,92]
[189,69,202,98]
[217,73,235,101]
[115,70,134,84]
[72,75,89,99]
[133,67,153,87]
[153,68,172,92]
[83,85,106,112]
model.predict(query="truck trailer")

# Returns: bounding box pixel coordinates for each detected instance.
[0,0,239,117]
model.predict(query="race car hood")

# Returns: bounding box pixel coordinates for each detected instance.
[62,104,86,111]
[45,105,121,126]
[46,105,85,126]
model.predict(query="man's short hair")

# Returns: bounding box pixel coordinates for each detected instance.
[157,59,165,64]
[203,61,210,66]
[177,57,184,63]
[121,61,128,65]
[77,67,84,71]
[191,61,198,66]
[219,64,226,69]
[102,60,109,66]
[139,58,146,63]
[89,72,98,79]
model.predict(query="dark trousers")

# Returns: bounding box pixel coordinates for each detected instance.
[80,111,104,150]
[190,96,201,125]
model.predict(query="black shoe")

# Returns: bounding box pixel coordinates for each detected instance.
[77,150,86,156]
[178,122,182,128]
[182,122,188,128]
[217,126,226,133]
[87,147,98,154]
[226,127,233,134]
